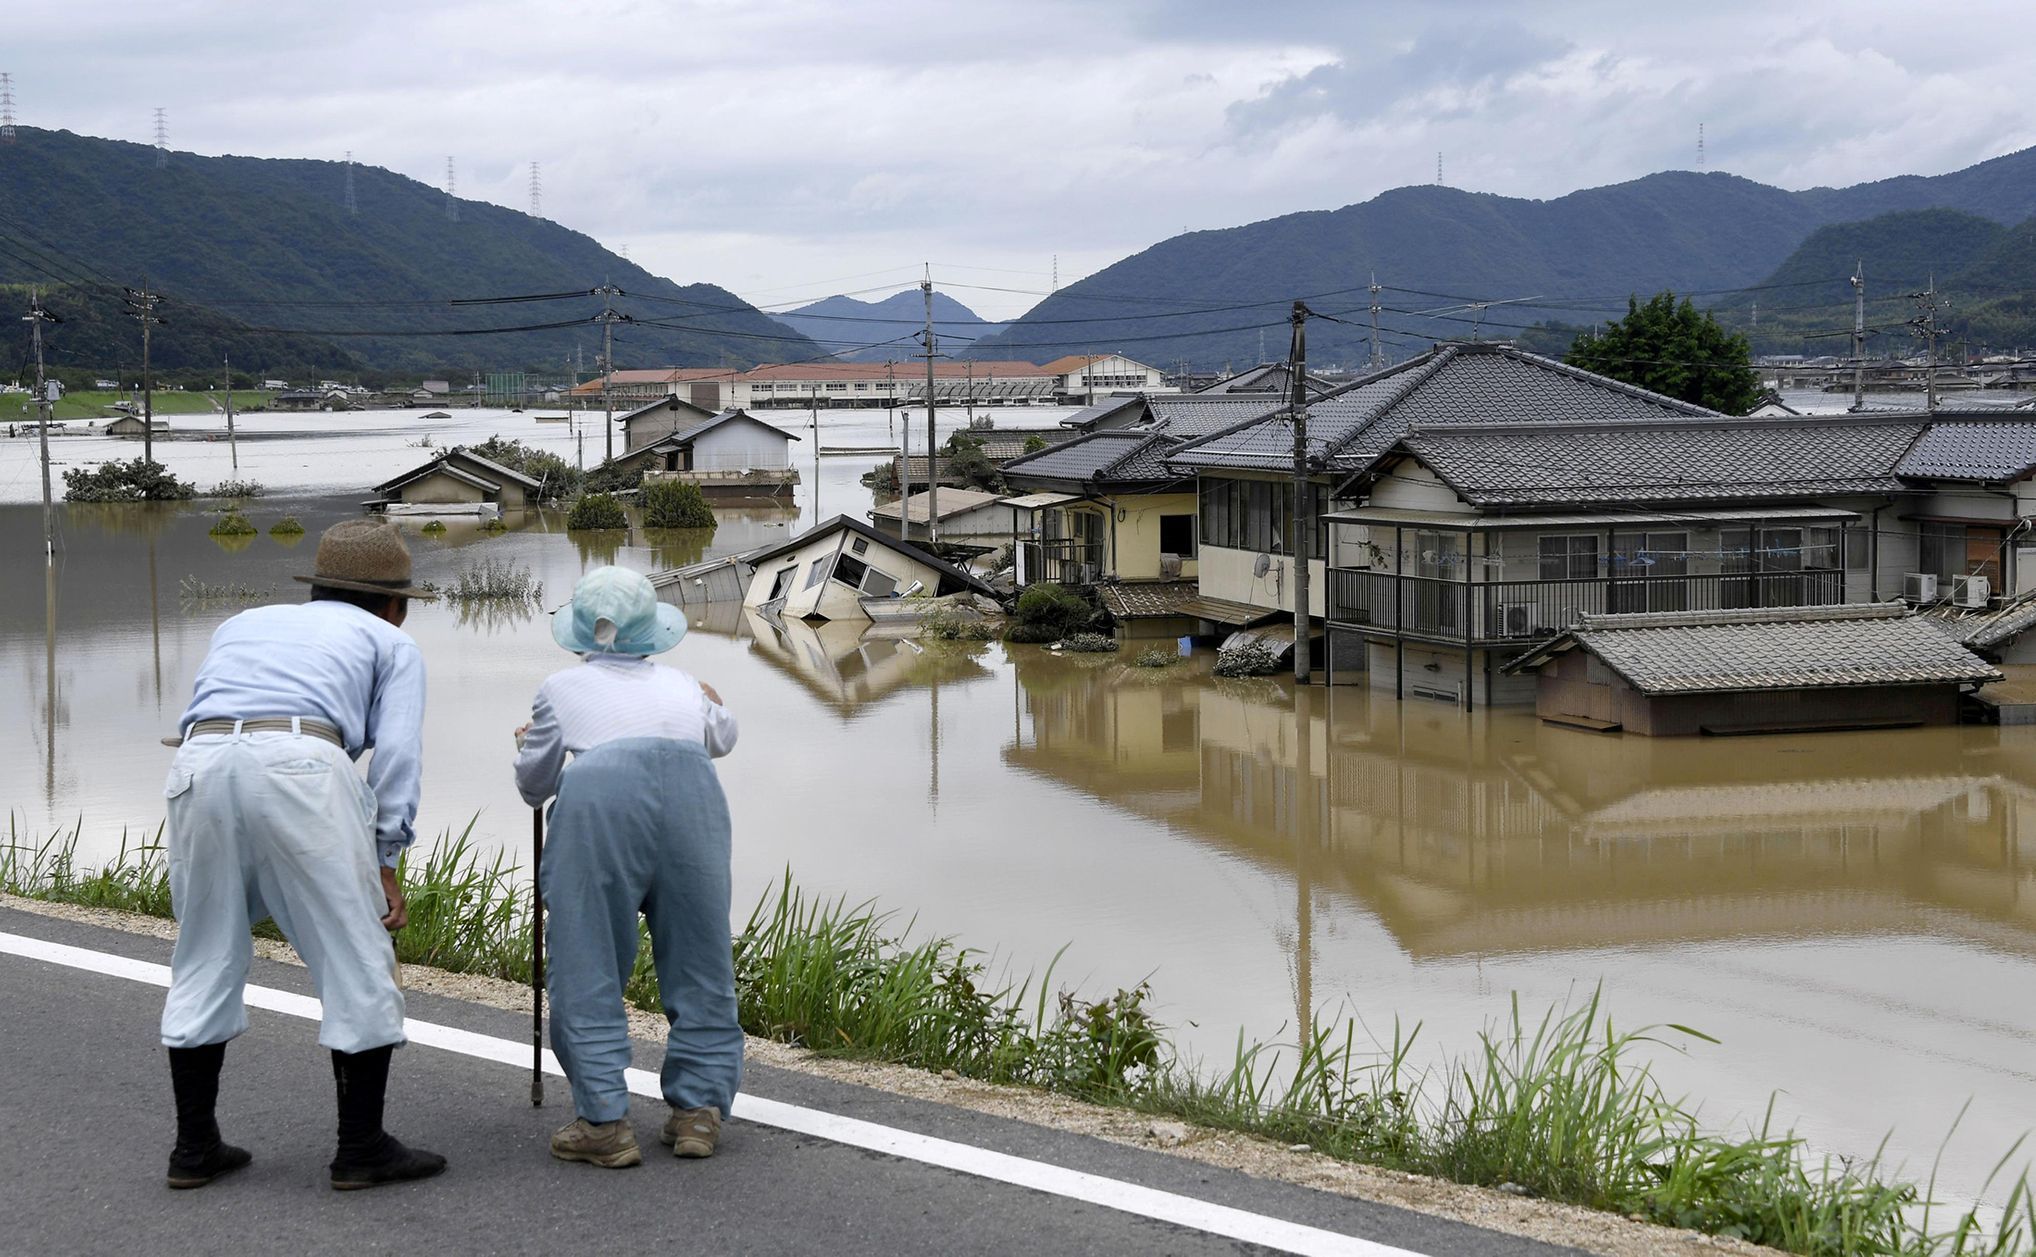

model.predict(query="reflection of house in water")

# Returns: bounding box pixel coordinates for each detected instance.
[1003,655,2036,960]
[726,610,994,716]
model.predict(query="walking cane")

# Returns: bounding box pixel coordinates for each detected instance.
[530,805,545,1107]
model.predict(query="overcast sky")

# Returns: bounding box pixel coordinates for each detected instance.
[11,1,2035,319]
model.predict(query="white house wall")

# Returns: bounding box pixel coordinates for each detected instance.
[1367,462,1468,514]
[691,421,795,471]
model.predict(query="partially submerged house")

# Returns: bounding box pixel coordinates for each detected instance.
[370,448,546,514]
[600,407,801,496]
[1503,603,2001,736]
[868,487,1011,546]
[742,515,998,622]
[104,415,169,438]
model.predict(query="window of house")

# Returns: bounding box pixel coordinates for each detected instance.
[861,568,898,597]
[851,537,870,556]
[1845,526,1870,571]
[768,566,798,601]
[1200,479,1236,549]
[1919,522,1965,581]
[804,556,833,589]
[1538,534,1599,580]
[833,554,870,589]
[1159,513,1197,558]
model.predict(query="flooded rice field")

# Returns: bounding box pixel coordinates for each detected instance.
[3,404,2034,1209]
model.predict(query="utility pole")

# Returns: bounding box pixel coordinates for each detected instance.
[1850,260,1866,412]
[223,352,238,472]
[27,287,60,558]
[1288,300,1313,684]
[125,281,165,464]
[1912,276,1944,413]
[595,283,623,462]
[1367,271,1385,371]
[921,264,938,544]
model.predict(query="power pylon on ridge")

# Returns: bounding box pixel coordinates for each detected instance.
[528,162,541,217]
[153,107,168,168]
[1,73,17,145]
[444,157,459,223]
[343,150,358,217]
[1698,122,1706,169]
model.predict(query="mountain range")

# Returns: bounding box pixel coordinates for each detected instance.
[967,148,2036,369]
[0,127,819,380]
[769,291,1007,363]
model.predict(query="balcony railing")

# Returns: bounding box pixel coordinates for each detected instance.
[1021,539,1105,586]
[1326,568,1846,642]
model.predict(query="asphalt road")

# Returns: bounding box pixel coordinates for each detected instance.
[0,905,1585,1257]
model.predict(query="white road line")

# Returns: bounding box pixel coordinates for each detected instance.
[0,929,1429,1257]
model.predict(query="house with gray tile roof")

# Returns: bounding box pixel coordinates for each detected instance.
[1501,603,2000,736]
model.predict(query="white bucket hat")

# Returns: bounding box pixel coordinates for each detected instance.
[552,566,687,656]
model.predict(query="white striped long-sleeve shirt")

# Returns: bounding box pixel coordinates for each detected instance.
[513,653,737,806]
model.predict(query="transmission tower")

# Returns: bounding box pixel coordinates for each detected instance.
[528,161,541,216]
[343,150,358,216]
[1697,122,1705,169]
[1,73,16,145]
[153,108,168,168]
[444,157,459,222]
[1436,152,1443,185]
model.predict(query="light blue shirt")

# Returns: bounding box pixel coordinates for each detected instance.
[181,600,427,868]
[514,654,736,807]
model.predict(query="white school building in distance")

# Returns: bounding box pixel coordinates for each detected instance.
[568,354,1169,410]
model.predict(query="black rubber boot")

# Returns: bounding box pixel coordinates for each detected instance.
[328,1045,446,1191]
[165,1043,252,1189]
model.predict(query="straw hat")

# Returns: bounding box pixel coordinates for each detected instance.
[552,566,687,656]
[292,519,438,599]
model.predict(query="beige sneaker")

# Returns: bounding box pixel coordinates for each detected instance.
[659,1106,721,1158]
[550,1117,642,1168]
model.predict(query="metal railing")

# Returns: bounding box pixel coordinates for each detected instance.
[1326,569,1846,642]
[1021,539,1105,586]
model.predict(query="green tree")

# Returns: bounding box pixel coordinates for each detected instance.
[944,433,1005,492]
[1563,292,1761,414]
[641,479,716,529]
[565,493,628,530]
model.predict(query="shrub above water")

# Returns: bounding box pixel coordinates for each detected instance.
[1007,581,1095,643]
[268,516,305,536]
[207,511,257,537]
[1058,632,1119,653]
[566,492,628,531]
[209,479,265,499]
[62,457,195,502]
[1214,640,1281,677]
[641,479,716,529]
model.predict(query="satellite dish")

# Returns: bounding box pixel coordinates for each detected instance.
[1253,553,1271,578]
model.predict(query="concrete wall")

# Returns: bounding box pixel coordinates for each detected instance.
[1363,640,1539,707]
[1200,545,1326,617]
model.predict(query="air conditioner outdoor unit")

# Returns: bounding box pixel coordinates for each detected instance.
[1953,574,1991,608]
[1902,573,1938,603]
[1497,601,1538,637]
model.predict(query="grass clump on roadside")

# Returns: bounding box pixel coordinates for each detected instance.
[208,511,257,537]
[1132,647,1181,668]
[566,493,628,531]
[641,479,716,529]
[179,576,273,605]
[5,824,2033,1257]
[209,479,265,499]
[268,516,305,536]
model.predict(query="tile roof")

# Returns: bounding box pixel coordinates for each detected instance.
[1895,419,2036,482]
[1507,603,2002,695]
[668,408,800,445]
[1191,363,1336,397]
[1400,419,1921,506]
[1927,595,2036,650]
[1167,343,1721,474]
[1037,354,1107,375]
[1097,580,1202,619]
[1000,431,1159,485]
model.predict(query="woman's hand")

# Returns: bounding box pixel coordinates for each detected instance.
[513,721,531,746]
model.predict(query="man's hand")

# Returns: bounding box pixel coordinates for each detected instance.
[700,682,724,706]
[513,721,531,747]
[380,867,408,931]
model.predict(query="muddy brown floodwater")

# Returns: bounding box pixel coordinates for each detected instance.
[4,490,2033,1215]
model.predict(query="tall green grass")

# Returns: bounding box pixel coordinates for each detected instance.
[3,819,2030,1256]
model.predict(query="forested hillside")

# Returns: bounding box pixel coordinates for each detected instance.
[969,149,2036,369]
[0,127,820,375]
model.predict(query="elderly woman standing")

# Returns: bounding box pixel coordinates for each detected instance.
[514,566,740,1169]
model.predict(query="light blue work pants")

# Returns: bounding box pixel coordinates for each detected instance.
[160,730,405,1053]
[540,737,741,1124]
